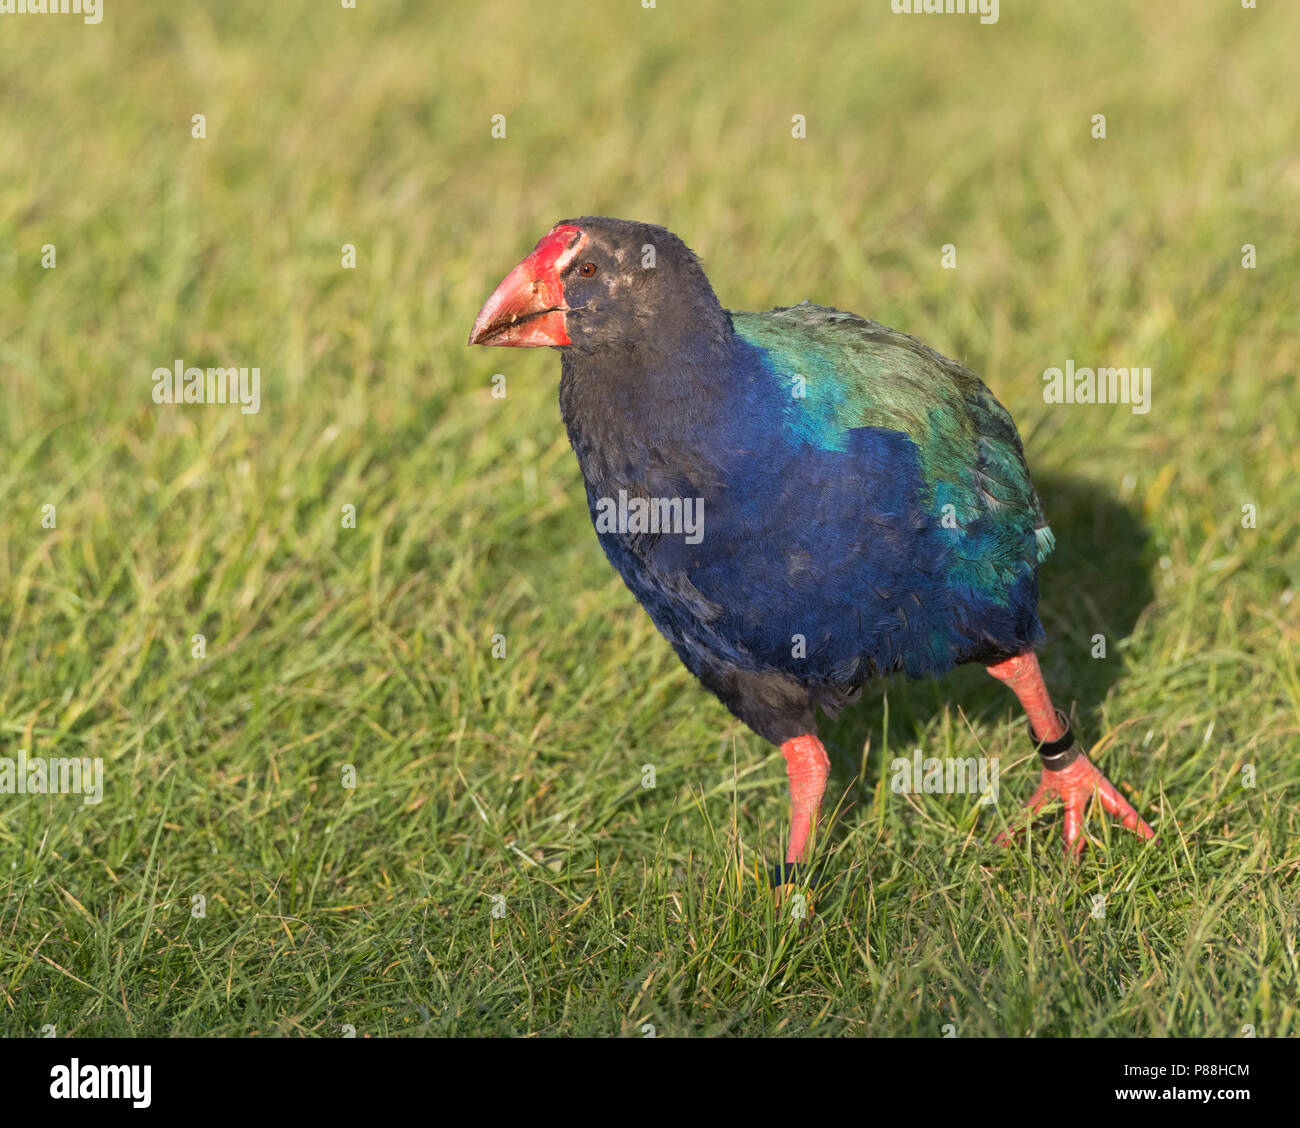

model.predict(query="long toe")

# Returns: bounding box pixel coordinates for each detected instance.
[1093,772,1157,839]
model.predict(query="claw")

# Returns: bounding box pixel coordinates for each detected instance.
[997,754,1155,854]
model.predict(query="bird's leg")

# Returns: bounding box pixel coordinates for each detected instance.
[987,651,1155,855]
[986,650,1068,742]
[781,734,830,865]
[772,733,829,912]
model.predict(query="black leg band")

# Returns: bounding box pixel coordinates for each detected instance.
[770,863,821,889]
[1031,709,1079,769]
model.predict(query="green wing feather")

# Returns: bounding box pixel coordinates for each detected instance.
[731,304,1055,577]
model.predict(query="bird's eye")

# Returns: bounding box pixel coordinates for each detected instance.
[579,262,597,277]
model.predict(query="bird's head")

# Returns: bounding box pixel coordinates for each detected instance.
[468,217,724,352]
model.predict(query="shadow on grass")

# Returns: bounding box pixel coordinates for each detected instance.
[820,469,1156,799]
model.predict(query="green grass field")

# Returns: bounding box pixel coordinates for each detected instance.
[2,0,1298,1037]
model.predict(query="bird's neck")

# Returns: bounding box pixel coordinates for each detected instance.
[558,315,766,492]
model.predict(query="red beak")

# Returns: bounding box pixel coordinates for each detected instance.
[468,224,588,347]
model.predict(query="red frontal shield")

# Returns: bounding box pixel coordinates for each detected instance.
[468,224,588,347]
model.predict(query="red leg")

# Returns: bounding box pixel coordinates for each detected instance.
[781,733,830,864]
[988,651,1155,854]
[986,651,1068,741]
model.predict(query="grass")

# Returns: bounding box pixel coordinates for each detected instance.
[1,0,1298,1037]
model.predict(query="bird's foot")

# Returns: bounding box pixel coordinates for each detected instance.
[996,754,1156,855]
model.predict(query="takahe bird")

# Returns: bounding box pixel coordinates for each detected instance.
[469,217,1154,885]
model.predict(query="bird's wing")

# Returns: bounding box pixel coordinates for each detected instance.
[731,304,1054,573]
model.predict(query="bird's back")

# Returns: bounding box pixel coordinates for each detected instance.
[733,303,1053,563]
